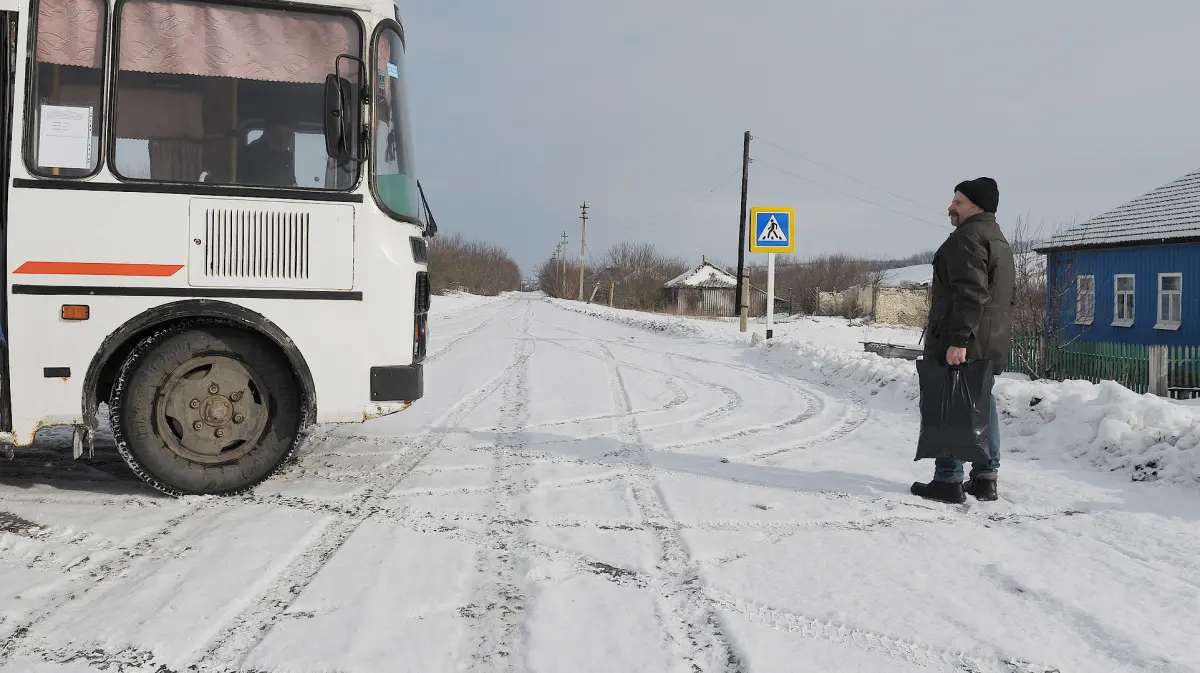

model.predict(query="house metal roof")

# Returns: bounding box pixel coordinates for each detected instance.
[663,261,738,289]
[1036,168,1200,252]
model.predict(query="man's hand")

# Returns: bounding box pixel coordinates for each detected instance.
[946,346,968,366]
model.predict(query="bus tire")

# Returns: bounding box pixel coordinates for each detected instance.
[109,322,304,496]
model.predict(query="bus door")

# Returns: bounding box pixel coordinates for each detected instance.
[0,11,14,433]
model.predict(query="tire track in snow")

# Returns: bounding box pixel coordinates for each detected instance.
[535,318,840,454]
[574,324,1058,673]
[704,587,1061,673]
[598,342,748,673]
[525,330,748,441]
[424,298,516,363]
[521,334,710,425]
[582,331,871,460]
[190,317,537,672]
[460,313,535,673]
[0,502,206,662]
[733,388,871,462]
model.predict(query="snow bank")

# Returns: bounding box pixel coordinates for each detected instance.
[547,297,1200,488]
[543,298,920,352]
[546,300,724,340]
[429,291,501,318]
[754,341,1200,487]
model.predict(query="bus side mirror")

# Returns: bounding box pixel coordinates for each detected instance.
[325,54,368,167]
[324,74,351,166]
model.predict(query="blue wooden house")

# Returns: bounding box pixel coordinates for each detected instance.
[1035,169,1200,347]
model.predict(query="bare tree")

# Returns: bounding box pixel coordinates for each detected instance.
[427,233,521,296]
[763,253,879,315]
[1006,216,1089,379]
[535,241,688,310]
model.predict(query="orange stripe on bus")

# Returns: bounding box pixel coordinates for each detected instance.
[14,261,185,277]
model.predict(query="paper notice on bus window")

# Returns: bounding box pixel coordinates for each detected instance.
[38,105,93,170]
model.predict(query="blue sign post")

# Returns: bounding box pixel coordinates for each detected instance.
[748,207,795,339]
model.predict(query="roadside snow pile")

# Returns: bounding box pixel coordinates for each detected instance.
[753,340,1200,487]
[544,299,725,340]
[429,291,499,317]
[545,298,919,352]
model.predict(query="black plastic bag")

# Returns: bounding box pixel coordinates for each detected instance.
[914,357,994,465]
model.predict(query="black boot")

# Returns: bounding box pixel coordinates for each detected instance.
[910,480,966,504]
[965,476,998,501]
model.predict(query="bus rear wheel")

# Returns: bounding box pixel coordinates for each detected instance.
[110,323,304,496]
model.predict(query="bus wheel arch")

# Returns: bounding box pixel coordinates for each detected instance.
[83,300,318,439]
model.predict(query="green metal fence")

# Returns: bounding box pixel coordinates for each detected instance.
[1167,345,1200,399]
[1005,335,1150,394]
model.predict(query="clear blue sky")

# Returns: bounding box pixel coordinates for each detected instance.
[400,0,1200,276]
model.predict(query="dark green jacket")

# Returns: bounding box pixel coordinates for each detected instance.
[924,213,1016,371]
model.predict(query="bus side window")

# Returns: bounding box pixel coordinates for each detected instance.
[25,0,107,177]
[109,0,361,191]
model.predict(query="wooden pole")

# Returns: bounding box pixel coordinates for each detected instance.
[739,267,750,331]
[735,131,751,322]
[577,202,588,301]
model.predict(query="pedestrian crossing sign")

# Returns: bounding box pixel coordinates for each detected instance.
[749,207,795,253]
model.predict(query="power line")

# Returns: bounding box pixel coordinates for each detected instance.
[755,136,940,216]
[608,167,743,234]
[755,160,948,229]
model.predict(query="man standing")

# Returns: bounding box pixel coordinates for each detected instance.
[911,177,1015,504]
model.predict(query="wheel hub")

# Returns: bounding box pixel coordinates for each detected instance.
[201,396,234,426]
[154,355,271,465]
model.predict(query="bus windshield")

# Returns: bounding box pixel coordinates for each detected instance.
[371,22,422,224]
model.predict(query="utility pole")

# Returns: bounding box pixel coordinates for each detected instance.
[735,131,751,328]
[551,243,560,296]
[560,231,568,297]
[739,267,750,332]
[577,202,588,301]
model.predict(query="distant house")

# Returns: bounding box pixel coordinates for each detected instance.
[1035,169,1200,346]
[661,257,785,317]
[662,258,738,316]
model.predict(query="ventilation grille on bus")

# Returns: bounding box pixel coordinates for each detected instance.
[202,210,311,279]
[415,271,430,314]
[410,236,428,263]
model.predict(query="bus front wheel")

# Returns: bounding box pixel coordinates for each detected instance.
[110,323,304,496]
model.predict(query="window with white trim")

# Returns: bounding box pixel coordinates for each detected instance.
[1156,273,1182,330]
[1113,274,1135,327]
[1075,275,1095,325]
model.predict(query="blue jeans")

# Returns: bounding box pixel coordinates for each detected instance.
[933,389,1000,482]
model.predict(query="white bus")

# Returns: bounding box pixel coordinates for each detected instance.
[0,0,432,495]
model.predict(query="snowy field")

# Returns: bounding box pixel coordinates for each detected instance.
[1,292,1198,673]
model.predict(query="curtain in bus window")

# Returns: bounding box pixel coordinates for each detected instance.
[148,140,203,182]
[119,0,356,83]
[112,88,204,180]
[35,0,104,68]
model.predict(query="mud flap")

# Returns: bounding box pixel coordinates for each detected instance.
[72,424,92,459]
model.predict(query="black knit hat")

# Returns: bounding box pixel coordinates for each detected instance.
[954,177,999,213]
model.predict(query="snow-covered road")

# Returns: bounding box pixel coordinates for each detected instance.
[1,294,1198,673]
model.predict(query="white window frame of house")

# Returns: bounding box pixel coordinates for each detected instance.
[1156,272,1182,330]
[1075,274,1095,325]
[1113,274,1135,327]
